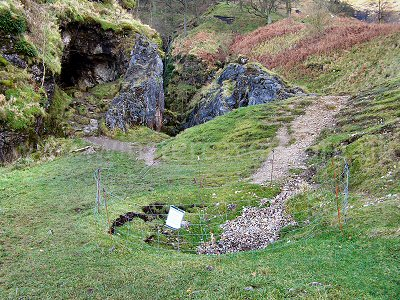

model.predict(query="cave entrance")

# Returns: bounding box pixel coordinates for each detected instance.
[58,23,127,91]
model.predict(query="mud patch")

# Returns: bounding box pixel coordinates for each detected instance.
[110,212,155,234]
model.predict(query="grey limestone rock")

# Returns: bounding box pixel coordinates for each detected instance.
[185,63,304,128]
[106,35,164,131]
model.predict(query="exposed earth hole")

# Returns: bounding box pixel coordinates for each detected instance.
[109,202,206,234]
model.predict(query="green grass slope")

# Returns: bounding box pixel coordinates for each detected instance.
[1,94,399,298]
[310,78,400,196]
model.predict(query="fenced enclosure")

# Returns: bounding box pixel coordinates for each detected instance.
[90,153,354,255]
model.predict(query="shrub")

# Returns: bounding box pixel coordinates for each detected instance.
[0,8,27,34]
[1,87,45,130]
[120,0,136,9]
[0,55,9,66]
[0,65,45,131]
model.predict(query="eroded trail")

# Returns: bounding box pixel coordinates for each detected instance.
[199,96,349,254]
[252,96,349,183]
[84,136,158,166]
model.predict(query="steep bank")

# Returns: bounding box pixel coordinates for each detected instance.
[0,0,162,163]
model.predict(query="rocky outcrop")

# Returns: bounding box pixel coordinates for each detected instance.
[184,62,304,128]
[106,34,164,131]
[165,54,214,112]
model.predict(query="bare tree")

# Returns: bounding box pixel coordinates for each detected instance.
[248,0,278,24]
[22,0,52,88]
[376,0,388,23]
[284,0,292,16]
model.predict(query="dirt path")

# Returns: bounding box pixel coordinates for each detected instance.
[252,96,349,184]
[199,95,349,254]
[84,136,158,166]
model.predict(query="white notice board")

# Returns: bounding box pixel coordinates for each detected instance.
[166,206,185,230]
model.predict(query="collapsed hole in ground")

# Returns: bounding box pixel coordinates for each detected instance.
[108,201,245,252]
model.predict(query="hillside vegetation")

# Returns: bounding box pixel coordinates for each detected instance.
[0,1,399,299]
[172,2,275,65]
[231,17,400,93]
[166,2,400,130]
[1,90,399,298]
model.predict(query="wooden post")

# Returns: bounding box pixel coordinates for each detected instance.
[332,160,342,232]
[270,150,275,183]
[103,188,111,236]
[96,169,102,213]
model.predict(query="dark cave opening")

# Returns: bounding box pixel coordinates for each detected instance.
[59,51,117,89]
[58,23,128,90]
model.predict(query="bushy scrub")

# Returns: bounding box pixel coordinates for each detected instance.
[120,0,136,9]
[1,86,45,130]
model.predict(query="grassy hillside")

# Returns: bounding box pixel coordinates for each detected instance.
[310,78,400,196]
[1,92,399,298]
[231,17,400,94]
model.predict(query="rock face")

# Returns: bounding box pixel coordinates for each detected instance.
[0,131,26,163]
[184,62,304,128]
[106,35,164,131]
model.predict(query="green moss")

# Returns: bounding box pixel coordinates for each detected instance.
[0,55,9,66]
[89,80,121,99]
[45,86,72,136]
[15,37,38,57]
[222,79,235,97]
[0,7,27,34]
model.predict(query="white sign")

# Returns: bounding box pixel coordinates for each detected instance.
[166,206,185,230]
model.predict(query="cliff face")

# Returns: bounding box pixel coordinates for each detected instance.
[184,62,304,128]
[105,34,164,132]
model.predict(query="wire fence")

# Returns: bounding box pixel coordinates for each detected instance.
[92,156,353,255]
